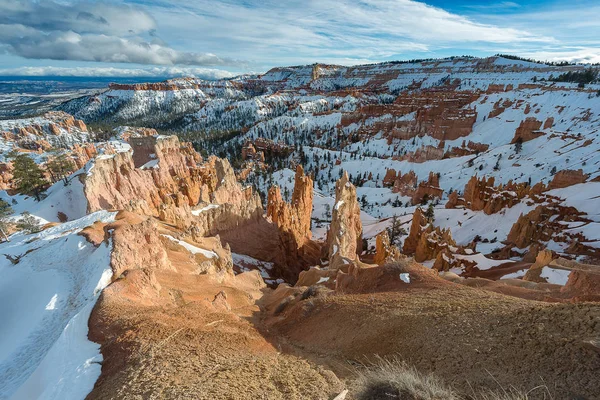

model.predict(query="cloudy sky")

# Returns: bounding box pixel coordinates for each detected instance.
[1,0,599,79]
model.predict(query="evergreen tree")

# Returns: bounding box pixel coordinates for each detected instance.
[424,204,435,222]
[17,212,41,234]
[11,154,48,201]
[514,137,523,154]
[47,151,76,185]
[0,199,13,242]
[387,215,407,246]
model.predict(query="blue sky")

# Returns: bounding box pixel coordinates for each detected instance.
[1,0,599,78]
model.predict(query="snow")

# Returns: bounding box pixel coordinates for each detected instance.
[191,204,220,216]
[399,273,410,284]
[140,159,159,169]
[0,171,88,223]
[500,269,528,280]
[453,253,513,271]
[231,253,275,281]
[540,267,571,285]
[0,210,116,399]
[161,235,218,259]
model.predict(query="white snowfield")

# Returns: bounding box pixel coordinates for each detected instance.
[0,210,116,400]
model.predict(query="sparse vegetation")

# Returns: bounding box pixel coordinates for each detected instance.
[550,68,598,85]
[353,357,552,400]
[46,150,76,185]
[10,153,48,201]
[0,199,13,242]
[16,212,42,234]
[387,215,408,246]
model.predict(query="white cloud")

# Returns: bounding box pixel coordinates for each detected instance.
[520,49,600,65]
[147,0,554,67]
[2,0,599,71]
[0,0,239,67]
[0,66,236,80]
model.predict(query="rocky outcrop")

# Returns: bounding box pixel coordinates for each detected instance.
[327,172,363,270]
[400,144,444,163]
[411,172,443,205]
[374,230,403,265]
[264,165,321,278]
[403,207,457,263]
[85,136,203,216]
[384,170,443,205]
[512,117,544,143]
[109,215,174,278]
[523,249,556,282]
[392,171,418,194]
[267,165,313,247]
[548,169,588,190]
[84,135,263,240]
[447,175,536,215]
[506,204,599,258]
[0,111,90,151]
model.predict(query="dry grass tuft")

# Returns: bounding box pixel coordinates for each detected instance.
[353,356,461,400]
[352,357,551,400]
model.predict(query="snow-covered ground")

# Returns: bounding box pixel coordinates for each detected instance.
[0,210,116,399]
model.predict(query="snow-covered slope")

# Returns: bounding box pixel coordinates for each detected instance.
[0,210,116,399]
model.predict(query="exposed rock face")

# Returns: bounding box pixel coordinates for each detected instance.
[0,111,90,151]
[400,144,444,163]
[561,268,600,301]
[109,216,173,278]
[385,169,443,205]
[84,135,264,240]
[383,169,397,187]
[512,117,544,143]
[523,249,556,282]
[548,169,588,190]
[374,230,403,265]
[447,175,536,215]
[444,141,489,158]
[267,165,313,247]
[411,172,443,205]
[264,165,321,279]
[403,207,456,263]
[85,136,203,215]
[392,170,418,194]
[506,204,599,258]
[327,172,363,270]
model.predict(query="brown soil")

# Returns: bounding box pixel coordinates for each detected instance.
[84,215,600,399]
[86,223,343,400]
[264,270,600,399]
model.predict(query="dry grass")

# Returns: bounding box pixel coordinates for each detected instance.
[353,356,461,400]
[352,357,551,400]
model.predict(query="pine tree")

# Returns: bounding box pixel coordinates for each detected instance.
[514,137,523,154]
[0,199,13,242]
[424,204,435,222]
[11,154,48,201]
[17,211,41,234]
[47,151,76,185]
[387,215,407,246]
